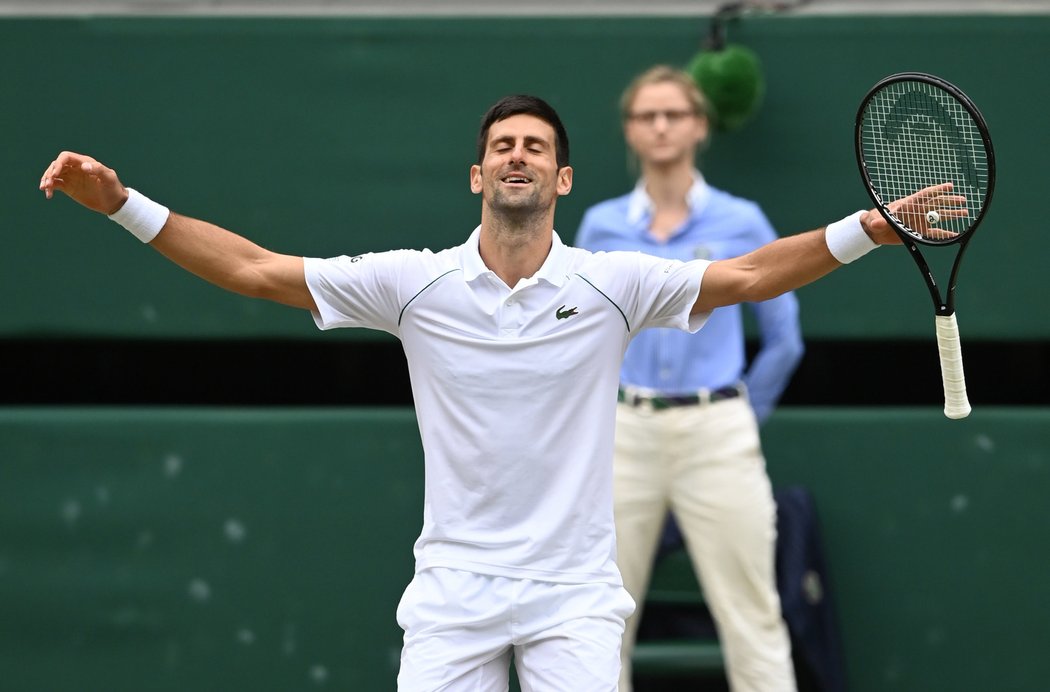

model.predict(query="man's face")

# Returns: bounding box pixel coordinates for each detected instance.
[470,114,572,217]
[624,82,707,167]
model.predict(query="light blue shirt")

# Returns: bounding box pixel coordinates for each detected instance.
[574,174,804,423]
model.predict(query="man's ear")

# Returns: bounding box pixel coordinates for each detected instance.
[557,166,573,197]
[470,164,482,194]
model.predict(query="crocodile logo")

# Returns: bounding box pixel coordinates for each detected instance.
[556,305,579,320]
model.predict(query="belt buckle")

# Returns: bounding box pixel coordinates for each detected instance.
[697,387,712,406]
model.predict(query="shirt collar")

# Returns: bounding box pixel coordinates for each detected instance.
[626,170,711,226]
[461,226,571,287]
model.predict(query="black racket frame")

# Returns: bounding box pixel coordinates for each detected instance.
[854,71,996,316]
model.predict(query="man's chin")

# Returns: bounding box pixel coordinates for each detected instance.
[490,191,541,212]
[487,196,552,223]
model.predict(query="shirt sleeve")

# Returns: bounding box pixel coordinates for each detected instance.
[303,250,414,335]
[609,252,712,335]
[745,292,805,423]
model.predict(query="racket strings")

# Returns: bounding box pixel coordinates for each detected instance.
[860,80,990,241]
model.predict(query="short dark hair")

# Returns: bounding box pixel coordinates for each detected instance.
[476,95,570,169]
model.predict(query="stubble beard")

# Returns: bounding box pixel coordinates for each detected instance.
[486,184,553,237]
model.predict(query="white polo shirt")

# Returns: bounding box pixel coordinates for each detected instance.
[304,228,711,585]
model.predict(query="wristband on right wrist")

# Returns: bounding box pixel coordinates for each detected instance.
[825,210,878,264]
[108,188,170,243]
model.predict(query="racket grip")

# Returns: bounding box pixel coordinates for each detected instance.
[935,313,971,419]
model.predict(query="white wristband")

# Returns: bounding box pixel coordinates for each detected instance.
[825,210,878,264]
[108,188,170,243]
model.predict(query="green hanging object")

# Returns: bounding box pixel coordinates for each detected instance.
[687,44,764,132]
[686,5,765,132]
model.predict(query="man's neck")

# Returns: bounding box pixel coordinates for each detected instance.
[642,160,696,210]
[641,161,696,242]
[478,210,555,288]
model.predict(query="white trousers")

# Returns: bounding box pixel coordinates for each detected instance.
[397,567,635,692]
[613,397,796,692]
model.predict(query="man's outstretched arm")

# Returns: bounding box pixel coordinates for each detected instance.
[40,151,316,312]
[693,183,965,314]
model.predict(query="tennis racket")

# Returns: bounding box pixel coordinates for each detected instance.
[855,72,995,419]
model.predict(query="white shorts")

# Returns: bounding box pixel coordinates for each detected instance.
[396,567,635,692]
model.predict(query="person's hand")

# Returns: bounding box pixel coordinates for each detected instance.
[39,152,128,215]
[861,182,968,244]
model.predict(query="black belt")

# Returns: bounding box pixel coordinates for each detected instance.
[617,384,743,410]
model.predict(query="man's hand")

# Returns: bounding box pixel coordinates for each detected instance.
[861,182,968,245]
[39,152,128,215]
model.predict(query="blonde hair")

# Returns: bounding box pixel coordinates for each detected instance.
[619,65,708,122]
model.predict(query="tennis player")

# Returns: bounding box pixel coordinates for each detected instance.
[39,94,930,691]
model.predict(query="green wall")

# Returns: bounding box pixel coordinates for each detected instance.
[0,409,422,691]
[2,407,1048,691]
[764,409,1050,691]
[2,15,1045,339]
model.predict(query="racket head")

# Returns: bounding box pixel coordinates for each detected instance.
[856,72,995,247]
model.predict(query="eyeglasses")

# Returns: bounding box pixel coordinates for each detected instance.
[626,109,697,125]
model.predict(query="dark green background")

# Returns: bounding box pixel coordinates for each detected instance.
[1,15,1044,338]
